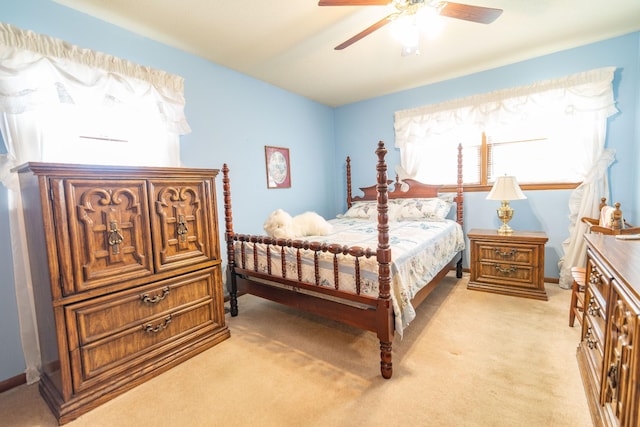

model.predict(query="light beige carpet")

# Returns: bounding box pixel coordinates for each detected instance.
[0,273,592,426]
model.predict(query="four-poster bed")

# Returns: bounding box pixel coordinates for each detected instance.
[222,141,464,378]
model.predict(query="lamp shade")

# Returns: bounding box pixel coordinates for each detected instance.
[486,176,526,201]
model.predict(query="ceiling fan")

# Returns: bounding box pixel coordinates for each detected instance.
[319,0,503,50]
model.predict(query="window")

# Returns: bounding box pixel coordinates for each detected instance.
[39,104,180,167]
[398,119,588,189]
[394,69,616,191]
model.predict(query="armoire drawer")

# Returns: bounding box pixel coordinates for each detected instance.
[64,267,223,393]
[67,268,218,345]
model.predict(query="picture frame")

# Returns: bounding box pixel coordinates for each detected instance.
[264,146,291,188]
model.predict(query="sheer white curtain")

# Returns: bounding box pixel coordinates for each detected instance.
[394,67,618,289]
[0,23,191,383]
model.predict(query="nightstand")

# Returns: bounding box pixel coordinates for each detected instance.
[468,228,548,300]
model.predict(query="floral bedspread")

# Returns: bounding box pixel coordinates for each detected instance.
[234,218,465,337]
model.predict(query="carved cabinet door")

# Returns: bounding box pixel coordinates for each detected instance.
[148,179,218,273]
[603,284,639,427]
[56,178,154,294]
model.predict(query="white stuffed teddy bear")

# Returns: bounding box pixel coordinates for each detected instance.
[264,209,332,239]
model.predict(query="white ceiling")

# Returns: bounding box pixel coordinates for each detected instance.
[53,0,640,107]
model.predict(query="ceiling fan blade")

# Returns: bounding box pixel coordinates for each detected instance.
[438,2,503,24]
[334,13,396,50]
[319,0,390,5]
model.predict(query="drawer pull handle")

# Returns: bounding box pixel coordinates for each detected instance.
[494,249,517,258]
[588,268,602,286]
[141,286,170,304]
[587,297,600,317]
[495,265,517,275]
[143,314,172,333]
[177,214,188,242]
[585,327,597,349]
[107,220,124,255]
[607,362,619,390]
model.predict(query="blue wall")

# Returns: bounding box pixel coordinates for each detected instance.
[1,0,639,384]
[332,33,640,275]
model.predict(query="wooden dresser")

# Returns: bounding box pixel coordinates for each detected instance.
[468,229,548,300]
[577,233,640,427]
[15,162,230,424]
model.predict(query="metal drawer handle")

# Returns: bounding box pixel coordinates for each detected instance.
[142,314,172,333]
[495,265,517,275]
[607,362,619,390]
[140,286,170,304]
[177,214,188,242]
[107,220,124,255]
[494,248,517,258]
[585,327,597,349]
[587,297,600,317]
[589,268,602,286]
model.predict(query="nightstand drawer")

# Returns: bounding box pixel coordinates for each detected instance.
[475,262,535,288]
[476,243,537,265]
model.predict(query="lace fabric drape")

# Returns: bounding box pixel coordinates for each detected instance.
[394,67,618,289]
[0,22,191,383]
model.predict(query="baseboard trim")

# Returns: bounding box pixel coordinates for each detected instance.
[0,373,27,393]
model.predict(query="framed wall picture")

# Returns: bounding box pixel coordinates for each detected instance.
[264,146,291,188]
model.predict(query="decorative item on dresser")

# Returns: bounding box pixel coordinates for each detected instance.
[13,163,230,425]
[467,229,548,300]
[581,198,640,235]
[577,233,640,427]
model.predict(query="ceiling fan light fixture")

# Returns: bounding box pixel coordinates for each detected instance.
[401,44,420,56]
[416,6,445,40]
[390,15,420,50]
[322,0,502,51]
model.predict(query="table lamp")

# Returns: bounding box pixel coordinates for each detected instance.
[486,175,526,235]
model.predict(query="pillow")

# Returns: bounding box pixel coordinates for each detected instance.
[340,201,401,221]
[340,201,377,220]
[396,197,452,221]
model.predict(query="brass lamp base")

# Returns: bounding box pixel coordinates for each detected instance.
[496,200,514,235]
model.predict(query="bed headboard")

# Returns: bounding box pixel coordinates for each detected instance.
[345,143,464,226]
[350,177,441,203]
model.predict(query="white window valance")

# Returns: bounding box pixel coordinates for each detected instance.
[394,67,618,149]
[0,22,190,135]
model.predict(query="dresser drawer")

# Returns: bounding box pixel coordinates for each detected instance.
[586,248,612,310]
[65,268,222,393]
[582,318,604,386]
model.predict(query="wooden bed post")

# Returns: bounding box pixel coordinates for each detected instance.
[375,141,394,379]
[456,143,464,278]
[222,164,238,316]
[346,156,353,209]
